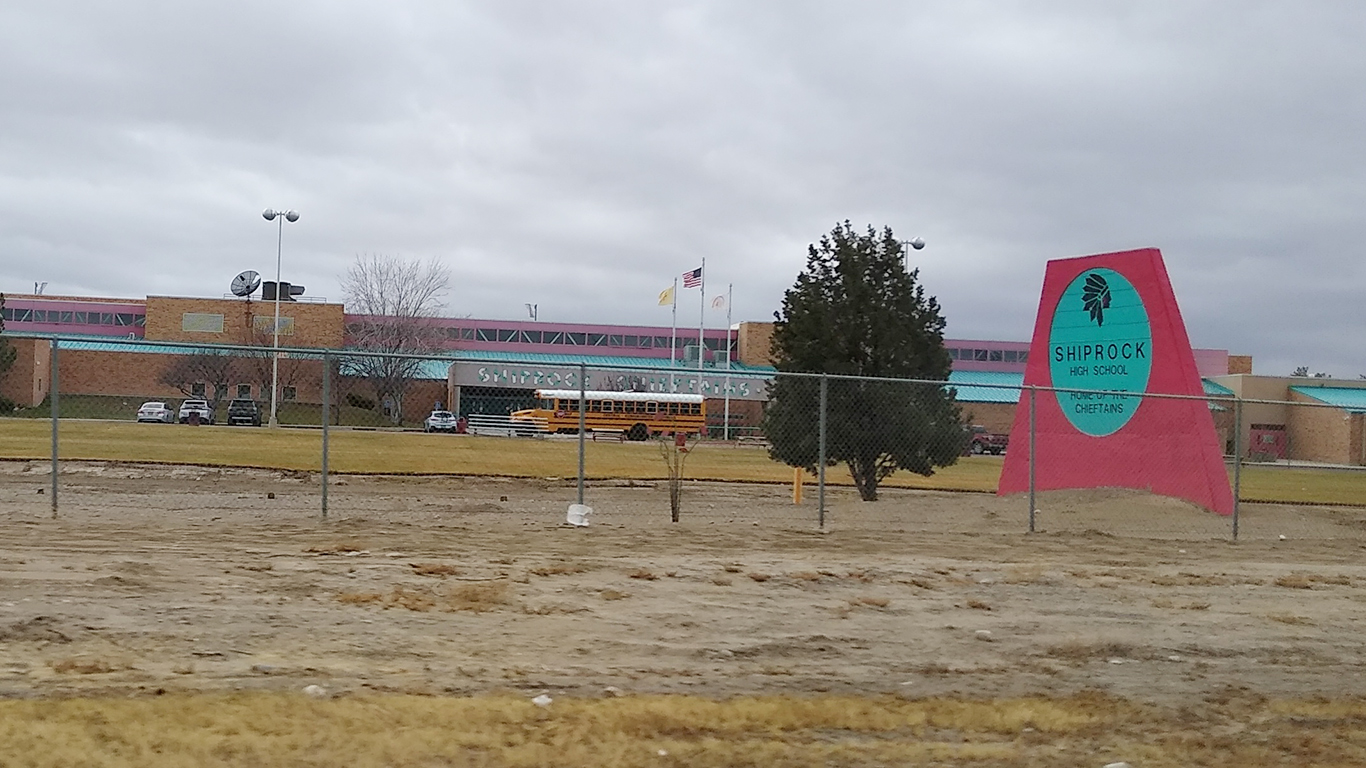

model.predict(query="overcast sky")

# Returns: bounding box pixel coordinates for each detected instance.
[2,2,1364,376]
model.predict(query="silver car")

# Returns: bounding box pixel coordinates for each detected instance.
[136,401,174,423]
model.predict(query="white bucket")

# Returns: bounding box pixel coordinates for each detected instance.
[566,504,593,527]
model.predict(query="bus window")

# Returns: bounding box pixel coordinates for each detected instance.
[602,401,614,413]
[567,400,579,412]
[539,398,553,409]
[691,403,701,415]
[646,402,657,414]
[667,403,678,415]
[588,401,600,413]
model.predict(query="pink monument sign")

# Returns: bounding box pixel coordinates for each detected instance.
[998,248,1233,515]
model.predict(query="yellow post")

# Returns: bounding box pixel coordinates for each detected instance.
[793,467,803,504]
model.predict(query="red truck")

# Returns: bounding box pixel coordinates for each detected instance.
[966,425,1009,455]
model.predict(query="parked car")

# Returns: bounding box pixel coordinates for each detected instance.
[178,399,215,425]
[226,398,262,426]
[136,401,174,423]
[965,425,1009,455]
[424,410,459,433]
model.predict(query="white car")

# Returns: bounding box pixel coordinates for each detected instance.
[136,401,174,423]
[177,399,215,424]
[424,410,459,433]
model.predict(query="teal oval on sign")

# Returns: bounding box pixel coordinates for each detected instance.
[1047,268,1152,436]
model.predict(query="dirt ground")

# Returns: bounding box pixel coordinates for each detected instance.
[2,460,1365,706]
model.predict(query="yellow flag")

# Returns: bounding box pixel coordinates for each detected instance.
[657,286,675,306]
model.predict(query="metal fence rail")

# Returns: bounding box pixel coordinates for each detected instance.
[9,334,1366,542]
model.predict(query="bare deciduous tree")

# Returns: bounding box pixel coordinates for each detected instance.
[659,435,697,522]
[159,353,237,409]
[340,254,450,424]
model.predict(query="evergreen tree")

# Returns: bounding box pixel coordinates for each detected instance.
[763,222,966,501]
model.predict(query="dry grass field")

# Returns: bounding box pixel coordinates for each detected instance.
[4,417,1366,504]
[4,457,1366,765]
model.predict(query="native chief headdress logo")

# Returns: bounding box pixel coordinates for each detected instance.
[1081,272,1111,326]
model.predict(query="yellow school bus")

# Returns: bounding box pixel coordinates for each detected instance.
[512,389,706,441]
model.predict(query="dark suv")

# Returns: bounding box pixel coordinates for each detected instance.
[227,398,263,426]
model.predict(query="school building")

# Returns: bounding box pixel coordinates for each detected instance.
[5,290,1356,465]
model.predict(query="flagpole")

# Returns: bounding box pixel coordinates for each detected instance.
[724,282,732,441]
[670,276,678,393]
[698,257,706,374]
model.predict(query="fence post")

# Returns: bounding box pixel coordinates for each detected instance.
[817,374,827,530]
[1028,385,1036,533]
[321,351,330,520]
[50,338,59,518]
[577,362,586,506]
[1232,397,1242,541]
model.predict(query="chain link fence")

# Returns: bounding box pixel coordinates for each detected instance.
[8,334,1366,541]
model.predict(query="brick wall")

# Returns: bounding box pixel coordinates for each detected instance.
[961,401,1016,435]
[1228,355,1253,375]
[144,297,344,349]
[0,338,49,407]
[736,322,775,367]
[1287,390,1352,464]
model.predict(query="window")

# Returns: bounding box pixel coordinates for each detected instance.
[587,400,600,412]
[237,384,252,398]
[1019,351,1029,363]
[1003,350,1018,363]
[948,348,959,360]
[477,328,496,342]
[497,329,517,342]
[32,310,46,322]
[60,311,73,323]
[253,315,294,335]
[608,335,623,346]
[522,330,542,344]
[183,312,225,333]
[588,333,607,346]
[192,383,206,397]
[444,327,462,339]
[17,309,32,322]
[601,401,614,413]
[623,335,638,347]
[667,403,679,415]
[646,402,657,414]
[566,332,587,345]
[654,336,671,349]
[73,312,86,324]
[0,308,10,321]
[544,332,563,345]
[974,349,989,361]
[461,328,476,340]
[283,387,297,401]
[989,350,1003,362]
[115,313,135,326]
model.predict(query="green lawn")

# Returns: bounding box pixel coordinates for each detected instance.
[2,418,1364,504]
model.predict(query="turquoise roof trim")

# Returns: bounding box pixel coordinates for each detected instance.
[1202,379,1235,397]
[947,371,1023,404]
[1290,386,1366,413]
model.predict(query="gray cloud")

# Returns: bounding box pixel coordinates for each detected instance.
[2,1,1365,376]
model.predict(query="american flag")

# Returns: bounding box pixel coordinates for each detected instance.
[682,266,703,288]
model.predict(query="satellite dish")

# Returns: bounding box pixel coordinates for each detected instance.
[231,270,262,297]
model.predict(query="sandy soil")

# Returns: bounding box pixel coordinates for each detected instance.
[2,460,1365,705]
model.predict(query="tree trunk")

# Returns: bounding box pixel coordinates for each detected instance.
[849,459,880,501]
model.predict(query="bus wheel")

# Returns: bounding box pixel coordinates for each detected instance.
[628,423,649,441]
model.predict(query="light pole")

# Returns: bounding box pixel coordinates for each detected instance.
[262,208,299,427]
[902,237,925,270]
